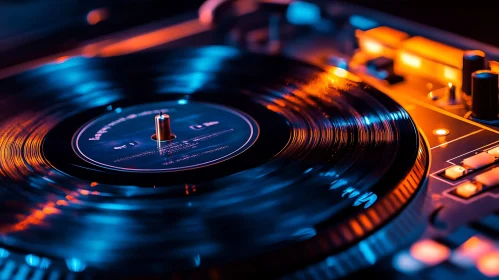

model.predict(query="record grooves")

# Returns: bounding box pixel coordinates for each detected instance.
[0,46,429,279]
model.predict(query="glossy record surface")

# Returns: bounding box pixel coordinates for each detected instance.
[0,46,428,278]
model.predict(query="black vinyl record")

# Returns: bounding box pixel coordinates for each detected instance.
[0,46,429,279]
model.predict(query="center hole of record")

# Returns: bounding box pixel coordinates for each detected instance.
[151,134,177,141]
[71,101,260,173]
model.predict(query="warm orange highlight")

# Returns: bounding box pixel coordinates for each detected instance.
[477,251,499,277]
[87,8,108,25]
[410,239,450,265]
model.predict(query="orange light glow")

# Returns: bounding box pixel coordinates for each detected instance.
[444,67,458,81]
[0,113,54,180]
[33,210,45,219]
[455,182,479,198]
[401,36,463,69]
[410,239,450,265]
[333,68,348,78]
[362,39,383,54]
[399,52,421,68]
[328,67,361,83]
[0,0,257,79]
[489,61,499,87]
[490,61,499,74]
[199,0,225,25]
[56,200,69,206]
[355,26,408,59]
[477,251,499,277]
[457,236,495,259]
[87,8,108,25]
[2,178,91,233]
[99,19,210,56]
[42,206,61,215]
[199,0,256,25]
[433,128,449,136]
[55,56,70,63]
[79,189,90,195]
[82,44,99,58]
[394,36,463,85]
[90,182,98,187]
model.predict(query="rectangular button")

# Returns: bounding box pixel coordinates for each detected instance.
[450,236,495,268]
[477,251,499,278]
[444,165,467,180]
[462,152,496,169]
[487,146,499,157]
[475,167,499,187]
[410,239,450,266]
[455,181,480,198]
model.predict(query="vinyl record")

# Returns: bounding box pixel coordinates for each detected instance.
[0,46,429,279]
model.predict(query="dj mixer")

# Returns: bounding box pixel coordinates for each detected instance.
[0,1,497,279]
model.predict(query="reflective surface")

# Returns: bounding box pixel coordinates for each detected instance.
[0,46,428,278]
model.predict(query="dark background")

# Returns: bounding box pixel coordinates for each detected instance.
[0,0,497,49]
[346,0,497,46]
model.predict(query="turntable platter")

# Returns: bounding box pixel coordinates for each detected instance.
[0,47,429,279]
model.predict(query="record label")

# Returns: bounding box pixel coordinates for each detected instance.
[72,100,259,172]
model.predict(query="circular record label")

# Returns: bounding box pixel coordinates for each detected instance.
[73,100,259,172]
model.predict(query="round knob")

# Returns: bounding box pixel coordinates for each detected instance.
[462,50,487,96]
[471,70,498,120]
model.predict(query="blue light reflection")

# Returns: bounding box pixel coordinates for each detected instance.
[287,1,321,25]
[66,258,87,272]
[25,254,51,269]
[349,15,378,30]
[0,248,9,258]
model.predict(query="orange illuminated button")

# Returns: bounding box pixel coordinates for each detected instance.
[410,239,450,266]
[433,128,450,136]
[455,181,480,198]
[475,167,499,187]
[444,165,466,180]
[486,146,499,157]
[477,251,499,278]
[451,236,495,267]
[462,152,496,169]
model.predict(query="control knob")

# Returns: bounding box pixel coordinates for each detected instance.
[471,70,498,120]
[462,50,487,96]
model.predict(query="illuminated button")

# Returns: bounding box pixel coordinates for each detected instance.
[410,239,450,266]
[487,146,499,157]
[455,181,480,198]
[444,165,467,180]
[462,152,496,169]
[392,250,425,274]
[475,167,499,187]
[451,236,495,267]
[433,128,450,136]
[477,251,499,278]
